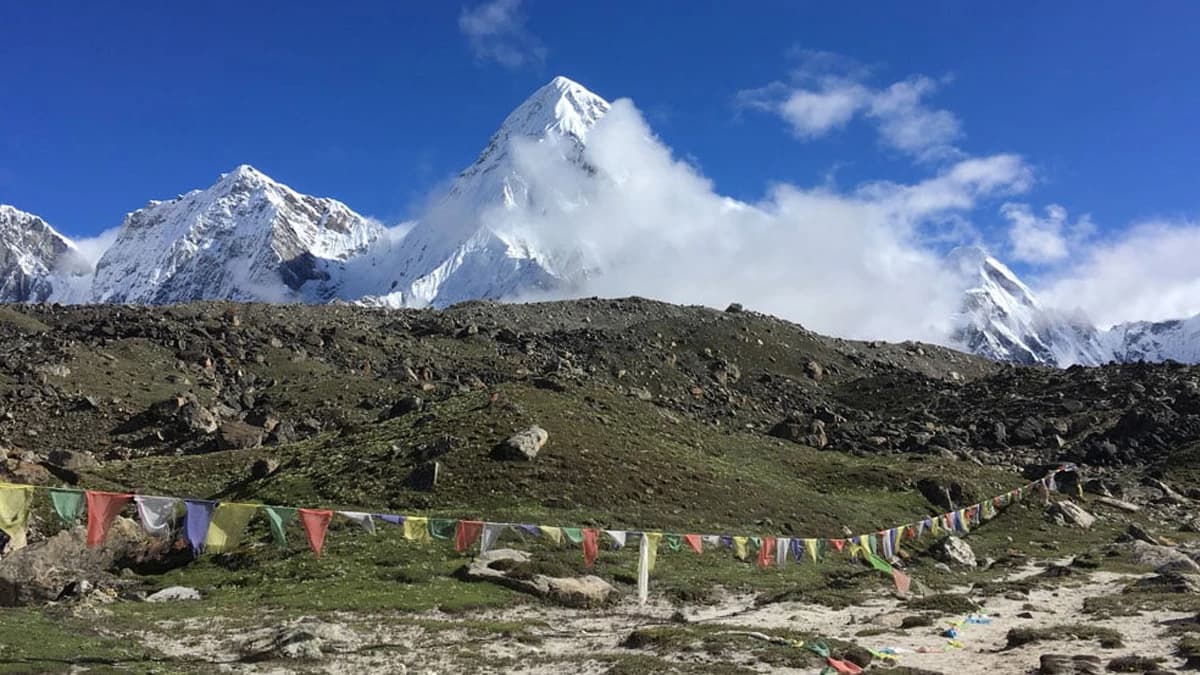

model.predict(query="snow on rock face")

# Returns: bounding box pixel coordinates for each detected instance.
[947,246,1110,367]
[0,205,79,302]
[92,165,382,304]
[361,76,610,308]
[1104,315,1200,364]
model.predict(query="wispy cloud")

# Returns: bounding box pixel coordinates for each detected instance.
[458,0,546,69]
[737,51,963,162]
[1001,202,1095,264]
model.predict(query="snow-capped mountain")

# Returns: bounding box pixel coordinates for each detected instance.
[948,245,1200,366]
[91,165,383,304]
[358,75,609,308]
[0,205,87,303]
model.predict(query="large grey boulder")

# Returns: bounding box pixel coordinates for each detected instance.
[933,536,977,568]
[0,517,149,606]
[1046,501,1096,529]
[1126,540,1200,573]
[464,548,617,607]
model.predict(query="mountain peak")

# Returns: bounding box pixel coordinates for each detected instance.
[499,75,611,143]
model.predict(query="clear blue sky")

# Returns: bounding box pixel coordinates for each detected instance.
[3,0,1199,246]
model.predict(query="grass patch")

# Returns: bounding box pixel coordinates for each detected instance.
[0,608,179,674]
[905,593,978,615]
[1006,624,1124,649]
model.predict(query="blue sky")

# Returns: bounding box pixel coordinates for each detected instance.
[3,1,1200,324]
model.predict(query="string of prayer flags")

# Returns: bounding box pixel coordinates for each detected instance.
[183,500,215,555]
[85,491,132,548]
[454,520,483,553]
[480,523,504,554]
[428,519,455,541]
[582,528,599,568]
[263,506,297,548]
[0,483,36,550]
[403,516,430,543]
[206,503,258,553]
[299,508,333,557]
[48,488,85,527]
[338,511,376,535]
[134,495,179,539]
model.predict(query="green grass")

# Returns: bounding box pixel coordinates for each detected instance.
[0,608,180,674]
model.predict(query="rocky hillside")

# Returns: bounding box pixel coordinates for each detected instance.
[1,298,1197,496]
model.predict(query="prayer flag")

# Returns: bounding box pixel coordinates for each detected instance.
[206,503,258,553]
[134,495,179,538]
[637,532,662,605]
[604,530,627,550]
[454,520,483,553]
[86,491,133,549]
[403,516,431,542]
[49,488,85,527]
[664,534,682,552]
[776,537,790,566]
[684,534,703,554]
[732,536,749,560]
[0,483,36,550]
[299,508,332,557]
[429,519,455,541]
[538,526,563,545]
[756,537,775,569]
[582,528,599,568]
[480,522,504,553]
[338,511,376,535]
[562,527,584,545]
[183,500,215,555]
[263,506,297,548]
[804,538,820,562]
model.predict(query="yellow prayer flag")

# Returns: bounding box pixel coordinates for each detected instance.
[803,538,819,562]
[404,516,431,542]
[538,526,563,545]
[0,484,35,551]
[732,536,748,560]
[644,532,662,572]
[205,503,258,553]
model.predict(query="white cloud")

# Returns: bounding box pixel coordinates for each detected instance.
[54,226,120,276]
[737,57,963,161]
[1001,202,1095,264]
[458,0,546,69]
[1038,220,1200,326]
[471,100,1034,343]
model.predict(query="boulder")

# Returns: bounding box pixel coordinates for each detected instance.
[463,548,617,608]
[492,426,548,461]
[147,586,201,602]
[238,617,359,661]
[1126,541,1200,573]
[1039,654,1102,675]
[933,536,977,568]
[216,420,263,450]
[1046,501,1096,529]
[46,449,97,471]
[805,361,824,382]
[0,517,149,606]
[1128,572,1200,594]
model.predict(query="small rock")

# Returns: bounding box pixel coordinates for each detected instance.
[146,586,201,602]
[805,360,824,382]
[492,426,549,461]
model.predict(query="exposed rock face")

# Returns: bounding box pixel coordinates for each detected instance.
[0,205,81,303]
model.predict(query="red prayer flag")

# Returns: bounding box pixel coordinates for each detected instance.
[892,568,911,595]
[683,534,702,554]
[756,537,775,569]
[298,509,333,557]
[454,520,484,553]
[581,528,599,568]
[85,491,132,548]
[830,538,846,552]
[904,525,916,539]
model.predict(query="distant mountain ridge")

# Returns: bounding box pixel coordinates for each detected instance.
[1,76,1197,366]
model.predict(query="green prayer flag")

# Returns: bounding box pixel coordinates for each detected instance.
[429,518,456,540]
[866,552,894,574]
[262,506,297,548]
[664,534,682,552]
[749,536,761,553]
[49,488,85,527]
[562,527,584,545]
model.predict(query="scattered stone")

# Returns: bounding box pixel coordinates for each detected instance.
[146,586,201,602]
[1125,523,1161,546]
[491,426,549,461]
[45,449,97,471]
[1095,496,1140,513]
[933,536,977,568]
[379,396,423,421]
